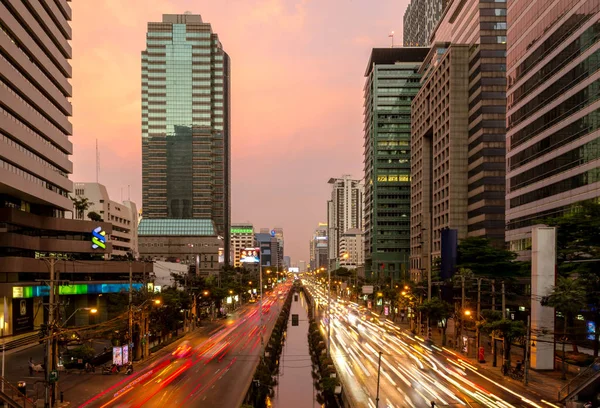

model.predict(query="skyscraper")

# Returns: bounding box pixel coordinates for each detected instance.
[409,0,508,281]
[309,223,328,271]
[230,223,254,267]
[141,13,231,264]
[505,0,600,258]
[403,0,448,47]
[327,175,363,269]
[363,48,429,280]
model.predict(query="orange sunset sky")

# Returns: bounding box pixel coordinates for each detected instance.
[70,0,410,263]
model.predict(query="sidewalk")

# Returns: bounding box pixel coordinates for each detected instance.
[395,319,568,402]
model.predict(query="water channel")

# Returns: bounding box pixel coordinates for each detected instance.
[273,291,321,408]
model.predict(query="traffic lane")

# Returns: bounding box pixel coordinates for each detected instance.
[91,291,287,408]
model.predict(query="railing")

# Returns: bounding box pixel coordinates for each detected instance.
[2,334,39,352]
[0,377,36,408]
[558,357,600,401]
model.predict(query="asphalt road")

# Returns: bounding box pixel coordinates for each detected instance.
[79,281,292,408]
[303,279,561,408]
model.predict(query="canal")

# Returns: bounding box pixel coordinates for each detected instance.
[273,290,321,408]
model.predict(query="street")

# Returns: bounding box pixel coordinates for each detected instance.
[303,279,561,408]
[78,282,291,408]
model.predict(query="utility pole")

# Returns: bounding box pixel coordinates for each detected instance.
[258,251,264,359]
[524,315,531,385]
[44,256,56,408]
[375,351,383,408]
[460,275,465,352]
[501,281,506,319]
[491,279,495,311]
[476,278,481,351]
[327,266,331,358]
[128,261,133,355]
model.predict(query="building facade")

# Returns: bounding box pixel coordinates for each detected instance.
[309,223,328,271]
[327,175,363,270]
[230,223,254,267]
[141,13,231,263]
[339,228,364,269]
[363,48,429,280]
[410,0,508,280]
[138,218,221,275]
[505,0,600,257]
[255,233,279,269]
[71,183,139,259]
[403,0,448,47]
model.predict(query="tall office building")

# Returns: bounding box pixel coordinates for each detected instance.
[403,0,448,47]
[141,13,231,264]
[410,0,508,280]
[363,48,429,280]
[230,223,254,267]
[327,175,363,269]
[505,1,600,257]
[309,223,328,271]
[338,228,364,269]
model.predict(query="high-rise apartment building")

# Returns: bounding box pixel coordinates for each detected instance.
[505,0,600,257]
[230,223,254,267]
[409,0,507,280]
[141,13,231,264]
[326,175,363,269]
[363,48,429,280]
[403,0,449,47]
[339,228,364,269]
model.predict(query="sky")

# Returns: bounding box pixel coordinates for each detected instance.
[70,0,410,264]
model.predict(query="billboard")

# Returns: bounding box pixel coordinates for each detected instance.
[12,298,33,334]
[218,248,225,264]
[240,248,260,263]
[288,267,299,273]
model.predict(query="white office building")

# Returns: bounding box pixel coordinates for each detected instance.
[71,182,139,259]
[230,223,255,267]
[339,228,364,269]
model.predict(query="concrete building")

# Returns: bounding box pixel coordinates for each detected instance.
[298,260,307,273]
[309,224,328,271]
[283,255,291,269]
[71,183,139,259]
[141,13,231,264]
[403,0,448,47]
[338,228,364,269]
[410,0,508,281]
[138,218,221,276]
[327,175,363,270]
[363,48,429,280]
[230,223,254,267]
[255,232,279,268]
[505,0,600,258]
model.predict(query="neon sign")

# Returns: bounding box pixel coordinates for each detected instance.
[92,226,106,249]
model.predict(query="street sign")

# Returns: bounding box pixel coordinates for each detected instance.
[362,285,374,294]
[49,370,58,383]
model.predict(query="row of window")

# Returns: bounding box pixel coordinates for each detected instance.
[0,132,68,178]
[0,158,67,197]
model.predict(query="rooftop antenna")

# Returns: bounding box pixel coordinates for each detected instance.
[389,31,395,48]
[121,187,123,203]
[96,139,100,183]
[128,185,131,201]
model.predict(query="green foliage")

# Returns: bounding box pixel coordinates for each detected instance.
[70,195,93,220]
[457,237,524,278]
[86,211,103,222]
[417,298,453,327]
[63,344,95,361]
[480,318,526,366]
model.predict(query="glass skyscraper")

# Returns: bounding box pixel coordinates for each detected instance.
[141,13,231,262]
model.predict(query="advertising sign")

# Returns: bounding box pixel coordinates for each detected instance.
[218,248,225,264]
[122,345,129,364]
[240,248,260,263]
[362,285,374,294]
[288,267,299,273]
[384,305,389,316]
[11,298,33,334]
[587,321,596,341]
[113,347,123,365]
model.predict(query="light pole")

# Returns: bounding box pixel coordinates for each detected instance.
[62,308,98,327]
[323,266,331,358]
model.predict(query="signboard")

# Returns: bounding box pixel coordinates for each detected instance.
[270,230,276,237]
[113,346,123,366]
[367,301,372,309]
[362,285,374,294]
[92,226,106,249]
[288,267,299,273]
[231,227,253,234]
[122,345,129,365]
[587,321,596,341]
[11,298,33,334]
[240,248,260,264]
[218,248,225,264]
[384,305,389,316]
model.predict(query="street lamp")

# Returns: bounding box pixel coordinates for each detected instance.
[63,307,98,327]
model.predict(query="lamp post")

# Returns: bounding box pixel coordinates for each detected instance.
[62,308,98,327]
[322,266,331,358]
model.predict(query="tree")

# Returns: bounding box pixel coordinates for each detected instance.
[541,201,600,357]
[418,298,453,345]
[70,195,93,220]
[480,318,526,371]
[457,237,525,278]
[87,211,103,222]
[543,276,586,357]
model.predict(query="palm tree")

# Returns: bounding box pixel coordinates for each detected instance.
[70,195,93,220]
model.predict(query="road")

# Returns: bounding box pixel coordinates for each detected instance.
[79,281,292,408]
[303,279,561,408]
